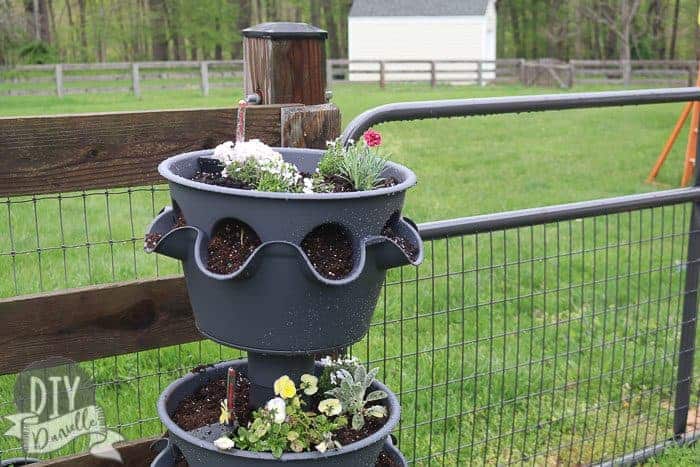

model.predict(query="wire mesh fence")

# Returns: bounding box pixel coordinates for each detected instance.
[1,183,698,464]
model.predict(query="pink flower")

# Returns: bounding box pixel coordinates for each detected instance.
[363,129,382,147]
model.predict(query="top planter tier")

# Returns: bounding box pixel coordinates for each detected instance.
[146,148,423,354]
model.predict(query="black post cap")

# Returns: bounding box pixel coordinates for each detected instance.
[242,22,328,40]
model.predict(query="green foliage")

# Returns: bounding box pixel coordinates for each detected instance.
[309,173,335,193]
[224,159,260,186]
[224,159,302,193]
[324,365,387,430]
[234,396,347,458]
[17,42,57,64]
[317,140,388,192]
[317,141,345,178]
[318,356,362,394]
[337,144,387,192]
[255,170,297,193]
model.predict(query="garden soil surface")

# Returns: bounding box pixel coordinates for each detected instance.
[206,220,262,274]
[301,224,354,279]
[190,158,397,194]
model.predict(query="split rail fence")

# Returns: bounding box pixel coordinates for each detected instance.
[1,59,698,97]
[0,88,700,465]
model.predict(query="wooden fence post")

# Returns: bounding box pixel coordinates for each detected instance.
[379,61,385,89]
[568,62,575,88]
[240,22,340,147]
[55,64,63,98]
[200,61,209,97]
[476,60,483,86]
[131,63,141,98]
[518,58,526,85]
[430,61,436,87]
[689,64,695,87]
[326,59,333,91]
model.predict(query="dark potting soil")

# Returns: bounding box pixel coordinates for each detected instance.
[301,224,354,279]
[189,157,397,193]
[381,224,419,262]
[191,170,254,190]
[206,220,262,274]
[174,212,187,228]
[333,412,386,446]
[144,233,162,250]
[172,371,251,431]
[144,210,187,251]
[191,170,397,194]
[375,450,402,467]
[171,374,390,460]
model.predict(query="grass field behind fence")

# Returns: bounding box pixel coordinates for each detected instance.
[1,83,699,464]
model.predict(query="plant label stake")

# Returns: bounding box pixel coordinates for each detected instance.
[226,367,236,426]
[236,100,247,144]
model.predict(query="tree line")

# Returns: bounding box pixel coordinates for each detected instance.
[0,0,699,66]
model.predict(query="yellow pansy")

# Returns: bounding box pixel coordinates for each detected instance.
[219,399,231,425]
[300,374,318,396]
[273,375,297,399]
[318,398,342,417]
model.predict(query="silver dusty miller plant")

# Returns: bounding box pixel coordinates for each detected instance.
[324,365,388,430]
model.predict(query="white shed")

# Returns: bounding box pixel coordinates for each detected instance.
[348,0,497,83]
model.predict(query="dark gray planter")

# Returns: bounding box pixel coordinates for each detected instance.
[145,148,423,354]
[154,360,402,467]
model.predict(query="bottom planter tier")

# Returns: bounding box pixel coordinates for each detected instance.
[155,359,406,466]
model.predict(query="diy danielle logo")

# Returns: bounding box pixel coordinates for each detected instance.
[4,357,124,461]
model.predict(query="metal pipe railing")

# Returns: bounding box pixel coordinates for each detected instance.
[340,87,700,145]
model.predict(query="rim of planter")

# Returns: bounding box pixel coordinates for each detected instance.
[158,149,417,200]
[158,360,402,462]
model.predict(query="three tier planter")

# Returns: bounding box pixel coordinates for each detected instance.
[146,145,423,466]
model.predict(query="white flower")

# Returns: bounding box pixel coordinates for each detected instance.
[232,139,284,166]
[300,374,319,395]
[365,405,387,418]
[213,436,235,450]
[315,433,341,453]
[214,139,286,168]
[265,397,287,424]
[213,141,235,164]
[319,356,333,366]
[318,398,342,416]
[302,177,314,194]
[326,140,336,147]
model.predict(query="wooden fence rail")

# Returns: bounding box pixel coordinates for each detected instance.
[3,59,697,97]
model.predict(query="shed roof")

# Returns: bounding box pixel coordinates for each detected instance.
[349,0,490,17]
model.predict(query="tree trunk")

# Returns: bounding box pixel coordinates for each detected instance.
[337,0,351,58]
[647,0,665,59]
[190,38,197,60]
[310,0,320,27]
[215,18,222,60]
[619,0,640,85]
[164,0,185,61]
[77,0,88,61]
[509,2,525,57]
[47,0,57,49]
[323,1,339,58]
[149,0,169,60]
[38,0,50,43]
[669,0,680,59]
[64,0,75,60]
[232,0,251,59]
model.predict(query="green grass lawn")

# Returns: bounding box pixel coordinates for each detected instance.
[0,82,698,465]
